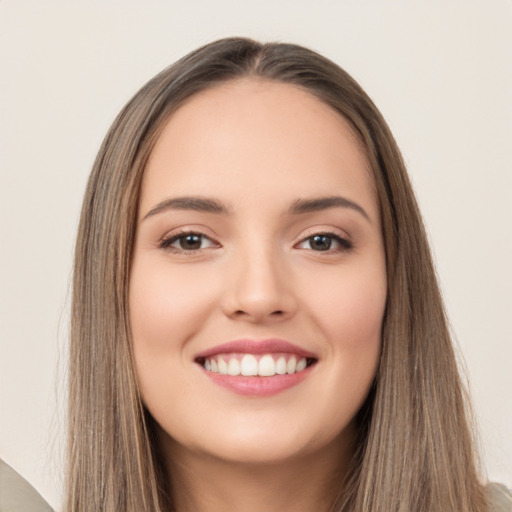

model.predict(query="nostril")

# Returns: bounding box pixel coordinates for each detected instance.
[233,309,284,316]
[227,307,292,322]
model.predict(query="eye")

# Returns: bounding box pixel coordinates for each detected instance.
[160,232,218,252]
[297,233,352,252]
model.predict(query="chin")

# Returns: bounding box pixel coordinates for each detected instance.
[165,417,349,467]
[209,434,310,465]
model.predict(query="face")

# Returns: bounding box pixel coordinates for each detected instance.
[129,79,387,466]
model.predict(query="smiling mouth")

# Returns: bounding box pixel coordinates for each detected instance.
[194,339,318,395]
[196,353,317,377]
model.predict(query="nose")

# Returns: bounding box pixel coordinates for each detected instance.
[221,246,297,324]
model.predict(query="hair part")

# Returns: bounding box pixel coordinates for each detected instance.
[68,37,487,511]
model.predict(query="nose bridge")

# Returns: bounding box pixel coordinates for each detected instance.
[223,234,295,321]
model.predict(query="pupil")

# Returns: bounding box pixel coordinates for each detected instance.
[181,234,201,249]
[311,235,331,251]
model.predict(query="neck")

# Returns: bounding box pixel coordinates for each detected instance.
[160,429,356,512]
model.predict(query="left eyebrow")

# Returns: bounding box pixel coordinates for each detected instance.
[288,196,370,222]
[142,196,230,221]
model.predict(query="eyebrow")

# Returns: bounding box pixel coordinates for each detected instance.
[143,196,230,220]
[142,195,370,222]
[288,196,370,221]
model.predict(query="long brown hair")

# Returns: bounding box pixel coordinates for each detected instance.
[68,37,487,511]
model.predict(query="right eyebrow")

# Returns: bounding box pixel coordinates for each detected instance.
[288,196,371,222]
[142,196,230,221]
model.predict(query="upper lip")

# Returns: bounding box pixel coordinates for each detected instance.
[194,338,318,360]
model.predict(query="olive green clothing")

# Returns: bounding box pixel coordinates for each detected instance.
[0,459,52,512]
[486,482,512,511]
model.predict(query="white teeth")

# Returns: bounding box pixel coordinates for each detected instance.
[240,354,258,376]
[204,354,311,376]
[286,356,297,374]
[227,358,240,376]
[258,355,276,376]
[296,358,307,372]
[218,357,228,375]
[276,356,287,375]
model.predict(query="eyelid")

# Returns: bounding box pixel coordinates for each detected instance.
[158,228,221,252]
[156,225,353,254]
[294,228,353,252]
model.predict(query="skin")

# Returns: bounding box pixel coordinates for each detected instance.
[129,79,387,512]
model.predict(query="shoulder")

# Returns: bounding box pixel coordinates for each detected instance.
[486,482,512,512]
[0,459,54,512]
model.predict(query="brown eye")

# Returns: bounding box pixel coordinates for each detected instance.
[309,235,332,251]
[297,233,352,252]
[178,234,203,250]
[160,232,217,252]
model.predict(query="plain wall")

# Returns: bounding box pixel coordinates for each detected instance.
[1,1,511,509]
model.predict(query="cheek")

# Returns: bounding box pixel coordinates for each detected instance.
[128,258,217,412]
[314,275,385,429]
[128,258,220,425]
[129,258,217,356]
[307,260,387,350]
[303,259,386,406]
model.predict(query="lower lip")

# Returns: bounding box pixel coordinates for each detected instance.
[201,365,314,396]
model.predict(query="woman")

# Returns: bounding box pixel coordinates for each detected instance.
[64,37,510,511]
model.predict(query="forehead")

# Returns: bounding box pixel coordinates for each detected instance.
[140,78,377,217]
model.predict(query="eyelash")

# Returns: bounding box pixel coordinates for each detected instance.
[159,230,218,254]
[159,231,353,254]
[295,232,353,253]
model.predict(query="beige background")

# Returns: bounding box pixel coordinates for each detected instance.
[1,1,511,509]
